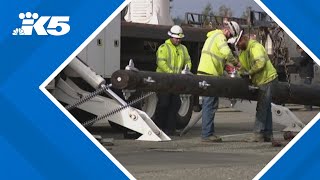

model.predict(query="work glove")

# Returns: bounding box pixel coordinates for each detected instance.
[225,64,236,74]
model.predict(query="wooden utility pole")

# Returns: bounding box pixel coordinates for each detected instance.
[111,70,320,106]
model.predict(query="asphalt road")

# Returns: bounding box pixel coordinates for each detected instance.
[90,107,319,180]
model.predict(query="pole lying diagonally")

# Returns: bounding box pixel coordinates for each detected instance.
[111,70,320,106]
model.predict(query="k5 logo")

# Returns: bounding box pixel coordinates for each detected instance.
[12,12,70,36]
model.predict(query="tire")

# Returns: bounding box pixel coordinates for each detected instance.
[140,93,158,119]
[130,92,193,130]
[126,92,158,119]
[176,95,193,129]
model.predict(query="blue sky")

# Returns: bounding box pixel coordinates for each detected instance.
[171,0,263,18]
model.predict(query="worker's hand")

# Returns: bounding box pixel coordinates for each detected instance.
[240,71,250,79]
[235,62,241,70]
[225,64,236,74]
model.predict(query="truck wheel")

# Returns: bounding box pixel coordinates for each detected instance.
[141,93,158,119]
[132,93,193,130]
[176,95,193,129]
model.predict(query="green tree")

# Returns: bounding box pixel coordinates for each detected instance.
[218,5,233,17]
[241,6,252,21]
[172,16,183,25]
[201,3,215,27]
[202,2,214,16]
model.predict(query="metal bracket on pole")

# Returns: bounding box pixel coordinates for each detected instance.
[125,59,139,71]
[181,64,193,75]
[199,81,210,89]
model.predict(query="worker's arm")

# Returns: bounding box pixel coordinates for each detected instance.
[237,52,247,75]
[248,45,266,75]
[183,46,192,69]
[217,35,238,66]
[156,45,174,73]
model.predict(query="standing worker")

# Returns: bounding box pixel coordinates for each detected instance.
[197,21,241,142]
[155,25,192,136]
[236,34,278,142]
[296,45,314,111]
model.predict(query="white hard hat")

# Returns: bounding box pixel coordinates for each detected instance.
[168,25,185,38]
[227,30,243,45]
[227,21,241,37]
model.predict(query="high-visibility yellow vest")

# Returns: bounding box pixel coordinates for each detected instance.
[156,39,192,73]
[239,40,278,86]
[197,30,236,76]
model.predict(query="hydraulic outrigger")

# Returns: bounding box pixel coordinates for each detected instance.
[49,58,171,141]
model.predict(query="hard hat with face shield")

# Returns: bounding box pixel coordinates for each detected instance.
[168,25,185,39]
[226,21,241,37]
[225,21,243,46]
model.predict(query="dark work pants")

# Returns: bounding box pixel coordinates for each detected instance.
[155,93,181,134]
[254,79,277,137]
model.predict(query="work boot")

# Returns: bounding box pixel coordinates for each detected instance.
[263,134,273,142]
[264,137,272,142]
[283,131,298,141]
[202,135,222,142]
[271,139,283,147]
[245,133,264,142]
